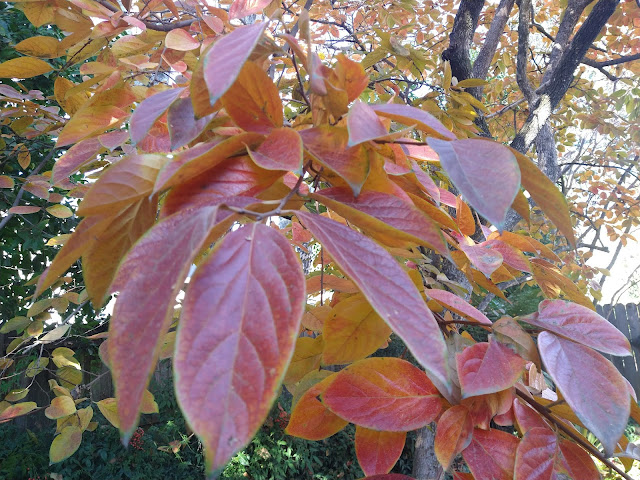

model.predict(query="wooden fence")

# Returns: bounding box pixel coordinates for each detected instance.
[596,303,640,397]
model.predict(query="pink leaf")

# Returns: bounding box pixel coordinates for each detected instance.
[347,101,389,146]
[425,289,492,325]
[130,87,185,144]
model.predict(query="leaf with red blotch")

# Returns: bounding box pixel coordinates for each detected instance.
[358,476,416,480]
[296,212,451,399]
[513,398,550,434]
[52,137,103,186]
[453,474,474,480]
[130,88,185,144]
[462,428,518,480]
[322,357,442,431]
[428,138,520,229]
[248,128,303,172]
[229,0,271,19]
[371,104,455,140]
[457,340,527,397]
[35,216,112,296]
[202,23,266,106]
[108,206,235,440]
[355,426,406,476]
[175,223,305,474]
[300,127,370,196]
[312,187,447,254]
[322,294,391,365]
[435,405,473,469]
[76,154,167,216]
[165,28,199,51]
[510,147,576,248]
[524,299,631,356]
[222,61,283,134]
[557,438,600,480]
[483,239,531,273]
[286,373,348,440]
[514,427,559,480]
[56,106,127,147]
[160,155,281,217]
[537,331,630,455]
[8,206,41,214]
[167,97,215,150]
[425,289,492,325]
[0,175,14,189]
[347,101,389,146]
[83,197,156,306]
[0,402,37,423]
[459,242,503,277]
[154,133,263,192]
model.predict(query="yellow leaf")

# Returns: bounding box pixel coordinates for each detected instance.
[17,145,31,169]
[96,398,120,428]
[455,78,489,88]
[77,406,93,431]
[4,388,29,402]
[39,325,70,344]
[141,390,159,414]
[46,204,74,218]
[49,425,82,463]
[19,1,54,27]
[54,77,90,115]
[0,316,30,334]
[443,60,452,90]
[52,347,80,368]
[27,298,53,317]
[46,234,72,246]
[0,57,52,79]
[57,365,82,388]
[165,29,200,51]
[14,36,61,58]
[45,396,77,419]
[25,357,49,377]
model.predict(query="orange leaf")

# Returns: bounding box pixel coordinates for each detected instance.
[165,28,199,51]
[56,105,127,147]
[0,57,52,78]
[456,196,475,236]
[322,357,442,431]
[462,428,518,480]
[355,426,406,476]
[435,405,473,469]
[248,128,303,172]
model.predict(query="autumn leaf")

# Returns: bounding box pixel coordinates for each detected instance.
[0,57,52,78]
[435,405,473,469]
[322,357,442,431]
[45,396,76,419]
[130,87,185,144]
[462,428,519,480]
[355,426,406,476]
[49,426,82,463]
[175,223,305,474]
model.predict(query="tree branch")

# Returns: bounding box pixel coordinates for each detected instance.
[516,0,536,101]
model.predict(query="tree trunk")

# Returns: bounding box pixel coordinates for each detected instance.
[412,424,443,480]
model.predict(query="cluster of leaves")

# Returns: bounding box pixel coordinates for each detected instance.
[0,1,639,480]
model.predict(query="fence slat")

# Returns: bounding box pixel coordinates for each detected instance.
[624,303,640,394]
[607,304,627,375]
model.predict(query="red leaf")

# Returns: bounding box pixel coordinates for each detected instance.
[557,438,600,480]
[175,224,305,473]
[129,87,185,144]
[457,340,527,397]
[322,357,442,431]
[52,137,102,186]
[357,475,416,480]
[538,331,630,455]
[425,289,492,325]
[108,206,232,437]
[462,428,519,480]
[8,206,40,214]
[347,101,389,146]
[312,187,447,254]
[514,427,558,480]
[154,133,263,192]
[370,104,455,140]
[167,97,215,150]
[355,426,406,476]
[202,23,266,106]
[483,239,531,272]
[248,128,303,172]
[296,211,451,398]
[160,155,281,217]
[513,398,550,434]
[459,242,503,277]
[435,405,473,469]
[427,138,520,229]
[300,126,370,196]
[229,0,271,19]
[525,299,631,356]
[286,373,348,440]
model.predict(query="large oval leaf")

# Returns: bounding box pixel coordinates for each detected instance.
[175,223,305,474]
[51,137,103,186]
[129,87,185,144]
[425,289,492,325]
[427,138,520,229]
[49,425,82,463]
[347,101,389,146]
[370,104,455,140]
[462,428,519,480]
[296,212,451,399]
[514,427,558,480]
[537,331,630,455]
[525,299,631,356]
[109,206,233,438]
[248,128,303,172]
[355,426,406,476]
[322,357,442,431]
[202,22,266,106]
[457,340,527,398]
